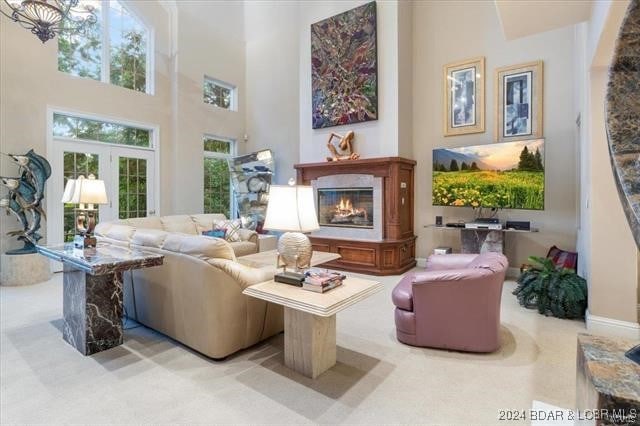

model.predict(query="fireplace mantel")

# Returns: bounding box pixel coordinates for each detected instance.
[295,157,416,183]
[295,157,417,275]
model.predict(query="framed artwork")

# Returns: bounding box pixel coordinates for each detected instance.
[443,57,485,136]
[495,60,543,142]
[311,1,377,129]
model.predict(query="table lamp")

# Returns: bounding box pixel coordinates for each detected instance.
[61,174,108,248]
[263,179,319,273]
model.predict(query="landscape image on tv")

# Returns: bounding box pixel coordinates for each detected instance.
[433,139,545,210]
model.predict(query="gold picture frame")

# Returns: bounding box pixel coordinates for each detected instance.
[495,60,543,142]
[443,56,485,137]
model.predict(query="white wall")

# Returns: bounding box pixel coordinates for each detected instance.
[297,1,402,163]
[244,1,300,184]
[0,0,247,253]
[574,0,639,332]
[173,1,246,214]
[412,1,578,268]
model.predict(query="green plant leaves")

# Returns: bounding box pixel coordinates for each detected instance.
[513,262,587,319]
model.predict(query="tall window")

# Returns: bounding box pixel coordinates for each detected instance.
[204,136,234,217]
[58,0,151,93]
[203,76,237,111]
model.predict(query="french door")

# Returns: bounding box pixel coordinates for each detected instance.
[49,140,156,245]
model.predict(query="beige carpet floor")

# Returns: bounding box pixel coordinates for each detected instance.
[0,269,586,425]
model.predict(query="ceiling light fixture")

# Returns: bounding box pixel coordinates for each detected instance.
[1,0,97,43]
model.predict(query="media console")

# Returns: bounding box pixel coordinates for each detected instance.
[426,224,539,254]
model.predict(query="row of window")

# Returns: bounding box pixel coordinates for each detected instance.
[59,0,237,110]
[54,113,235,221]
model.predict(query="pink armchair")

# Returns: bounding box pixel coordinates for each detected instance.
[392,252,508,352]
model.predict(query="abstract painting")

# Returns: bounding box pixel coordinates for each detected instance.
[311,1,377,129]
[443,57,485,136]
[495,61,543,142]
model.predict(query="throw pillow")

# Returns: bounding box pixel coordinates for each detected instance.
[215,219,242,242]
[202,229,226,239]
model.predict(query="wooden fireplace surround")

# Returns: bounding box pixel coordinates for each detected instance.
[295,157,416,275]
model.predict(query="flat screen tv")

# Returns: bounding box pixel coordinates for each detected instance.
[432,139,545,210]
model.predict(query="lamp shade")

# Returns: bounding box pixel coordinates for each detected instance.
[61,179,76,203]
[263,185,319,233]
[65,174,108,205]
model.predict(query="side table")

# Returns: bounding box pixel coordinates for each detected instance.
[36,243,163,355]
[243,276,382,378]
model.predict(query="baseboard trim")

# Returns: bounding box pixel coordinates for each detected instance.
[586,310,640,339]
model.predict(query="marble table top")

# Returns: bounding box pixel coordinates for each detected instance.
[37,243,164,275]
[577,333,640,405]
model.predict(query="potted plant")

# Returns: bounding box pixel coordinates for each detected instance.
[513,256,588,319]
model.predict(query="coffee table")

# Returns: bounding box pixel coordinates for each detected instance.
[243,276,382,378]
[237,249,340,269]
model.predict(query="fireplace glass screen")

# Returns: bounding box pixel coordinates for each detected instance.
[317,188,374,228]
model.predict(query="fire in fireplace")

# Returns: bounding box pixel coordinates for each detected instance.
[317,188,374,228]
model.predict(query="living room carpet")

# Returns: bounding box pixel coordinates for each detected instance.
[0,269,586,425]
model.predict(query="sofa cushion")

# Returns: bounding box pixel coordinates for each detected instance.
[162,233,235,261]
[229,241,258,257]
[466,252,509,272]
[125,216,163,230]
[131,229,169,248]
[392,273,414,311]
[102,224,135,242]
[191,213,227,234]
[161,215,197,234]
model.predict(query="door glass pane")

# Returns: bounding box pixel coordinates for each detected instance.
[204,157,230,217]
[63,152,100,242]
[119,157,148,219]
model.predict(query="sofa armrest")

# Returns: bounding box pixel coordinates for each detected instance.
[207,259,275,290]
[425,253,478,270]
[238,228,259,244]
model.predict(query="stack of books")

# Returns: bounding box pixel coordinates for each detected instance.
[302,268,346,293]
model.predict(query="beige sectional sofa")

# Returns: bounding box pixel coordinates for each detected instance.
[94,214,283,359]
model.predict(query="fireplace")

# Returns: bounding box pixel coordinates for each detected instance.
[317,188,374,229]
[296,157,417,275]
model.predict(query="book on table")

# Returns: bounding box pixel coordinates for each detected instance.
[304,268,346,285]
[301,279,343,293]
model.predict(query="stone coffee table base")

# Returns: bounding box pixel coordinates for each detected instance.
[244,276,382,378]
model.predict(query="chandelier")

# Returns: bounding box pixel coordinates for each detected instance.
[0,0,97,43]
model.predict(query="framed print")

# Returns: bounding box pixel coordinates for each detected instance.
[443,57,485,136]
[495,60,543,142]
[311,1,377,129]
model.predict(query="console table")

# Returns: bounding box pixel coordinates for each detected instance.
[425,224,539,254]
[37,243,163,355]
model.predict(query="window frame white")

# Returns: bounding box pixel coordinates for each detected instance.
[59,0,155,95]
[203,134,237,218]
[203,76,238,111]
[46,106,161,245]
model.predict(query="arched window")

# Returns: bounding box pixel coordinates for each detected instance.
[58,0,152,94]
